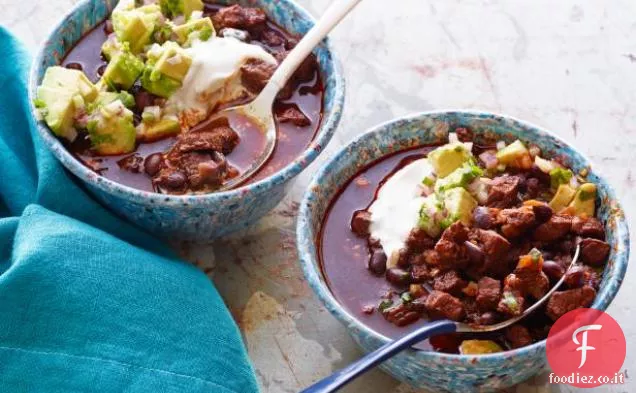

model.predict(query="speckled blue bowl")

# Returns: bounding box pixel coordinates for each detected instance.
[297,110,629,392]
[28,0,344,242]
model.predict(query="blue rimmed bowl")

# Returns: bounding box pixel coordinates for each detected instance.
[28,0,344,242]
[296,110,629,392]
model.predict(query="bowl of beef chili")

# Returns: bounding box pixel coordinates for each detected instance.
[28,0,344,241]
[297,110,628,392]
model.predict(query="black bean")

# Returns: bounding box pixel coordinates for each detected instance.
[163,171,187,189]
[134,90,155,112]
[526,178,540,198]
[532,204,553,223]
[563,265,585,288]
[473,206,495,229]
[368,249,387,275]
[464,241,485,265]
[386,268,411,286]
[144,153,164,177]
[542,260,565,281]
[65,62,83,71]
[97,64,107,76]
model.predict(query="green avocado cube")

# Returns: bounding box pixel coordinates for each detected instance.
[102,51,144,90]
[568,183,597,217]
[172,17,215,45]
[418,194,444,238]
[35,87,77,140]
[112,4,162,53]
[101,35,123,61]
[87,100,136,155]
[459,340,503,355]
[160,0,203,18]
[428,142,472,178]
[138,117,181,142]
[443,187,478,226]
[549,184,577,213]
[435,160,483,194]
[496,140,529,165]
[40,66,98,101]
[140,67,182,98]
[154,45,192,82]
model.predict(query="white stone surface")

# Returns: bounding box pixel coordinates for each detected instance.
[4,0,634,392]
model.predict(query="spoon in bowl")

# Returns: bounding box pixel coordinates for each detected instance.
[217,0,363,191]
[300,245,581,393]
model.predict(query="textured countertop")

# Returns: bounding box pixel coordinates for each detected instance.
[4,0,634,392]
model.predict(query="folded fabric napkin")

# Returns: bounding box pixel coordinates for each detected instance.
[0,28,258,393]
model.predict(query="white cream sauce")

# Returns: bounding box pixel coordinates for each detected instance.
[368,158,435,267]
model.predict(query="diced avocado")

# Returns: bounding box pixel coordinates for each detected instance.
[87,100,136,155]
[160,0,203,18]
[102,50,144,90]
[496,140,531,169]
[459,340,503,355]
[35,87,78,140]
[549,167,574,190]
[40,66,98,101]
[443,187,478,226]
[549,184,577,212]
[112,4,162,53]
[138,117,181,142]
[435,160,483,194]
[569,183,596,217]
[172,16,215,46]
[418,194,444,238]
[140,42,191,97]
[428,142,472,178]
[90,91,136,110]
[153,43,192,82]
[101,36,124,62]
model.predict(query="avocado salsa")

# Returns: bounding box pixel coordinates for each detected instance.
[320,128,610,354]
[35,1,323,194]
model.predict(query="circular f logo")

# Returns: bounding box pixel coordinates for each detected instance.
[547,308,626,388]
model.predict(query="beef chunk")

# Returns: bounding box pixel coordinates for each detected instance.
[563,265,600,289]
[455,127,473,142]
[571,216,605,240]
[579,238,611,266]
[433,271,467,296]
[117,154,143,173]
[383,299,427,327]
[275,104,311,126]
[497,290,525,316]
[471,229,511,277]
[260,30,285,47]
[273,50,317,84]
[498,206,536,238]
[476,277,502,311]
[424,290,465,321]
[410,264,430,283]
[212,4,267,31]
[533,214,572,242]
[241,59,276,93]
[506,325,533,349]
[176,152,228,189]
[405,228,436,253]
[434,222,469,270]
[546,286,596,321]
[350,210,371,237]
[506,269,550,300]
[486,175,521,208]
[472,206,501,229]
[171,127,239,156]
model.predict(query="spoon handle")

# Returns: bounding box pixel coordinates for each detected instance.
[300,320,457,393]
[265,0,363,95]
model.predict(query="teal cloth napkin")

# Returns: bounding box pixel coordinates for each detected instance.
[0,28,259,393]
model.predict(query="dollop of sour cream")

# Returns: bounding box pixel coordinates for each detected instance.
[368,158,435,267]
[168,37,277,127]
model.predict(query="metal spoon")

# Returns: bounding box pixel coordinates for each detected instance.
[217,0,363,191]
[301,245,581,393]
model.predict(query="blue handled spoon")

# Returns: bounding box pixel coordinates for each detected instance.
[301,245,580,393]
